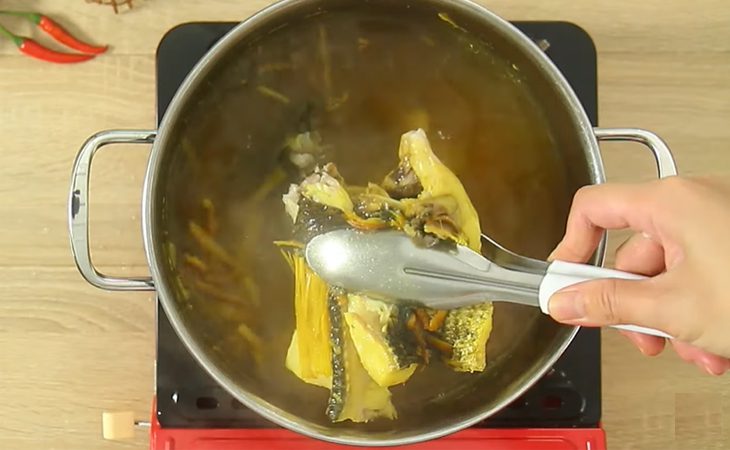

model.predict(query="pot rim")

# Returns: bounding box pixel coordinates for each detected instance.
[142,0,602,445]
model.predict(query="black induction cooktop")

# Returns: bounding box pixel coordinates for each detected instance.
[154,21,601,430]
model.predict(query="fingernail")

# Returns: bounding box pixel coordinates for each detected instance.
[546,239,564,262]
[703,362,728,377]
[548,290,585,321]
[546,247,558,262]
[623,332,651,356]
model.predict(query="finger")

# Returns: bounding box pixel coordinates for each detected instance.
[671,340,730,376]
[549,183,662,264]
[618,329,666,356]
[548,277,677,336]
[614,232,665,276]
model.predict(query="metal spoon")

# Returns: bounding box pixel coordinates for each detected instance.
[305,228,670,339]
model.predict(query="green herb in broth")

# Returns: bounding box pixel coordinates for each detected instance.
[357,37,369,51]
[437,12,467,33]
[201,198,218,235]
[176,199,264,366]
[183,253,207,273]
[257,85,291,104]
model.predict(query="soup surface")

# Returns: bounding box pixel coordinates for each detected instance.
[161,5,576,429]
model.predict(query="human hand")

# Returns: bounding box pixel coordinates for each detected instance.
[547,176,730,375]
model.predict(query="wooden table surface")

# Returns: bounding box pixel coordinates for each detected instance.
[1,1,728,449]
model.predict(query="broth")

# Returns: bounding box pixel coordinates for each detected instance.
[161,5,575,429]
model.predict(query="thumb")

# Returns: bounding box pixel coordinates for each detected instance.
[548,278,675,334]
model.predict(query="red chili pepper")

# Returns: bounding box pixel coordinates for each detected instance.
[0,23,95,64]
[0,11,108,55]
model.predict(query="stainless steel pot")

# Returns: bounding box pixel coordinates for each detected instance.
[68,0,677,446]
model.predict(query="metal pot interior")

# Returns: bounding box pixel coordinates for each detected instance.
[149,0,597,442]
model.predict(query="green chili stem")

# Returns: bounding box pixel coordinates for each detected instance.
[0,23,23,47]
[0,11,42,25]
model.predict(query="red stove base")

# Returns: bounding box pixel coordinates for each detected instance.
[150,400,606,450]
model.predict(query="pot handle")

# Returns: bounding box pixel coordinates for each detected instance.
[593,127,678,178]
[68,130,157,291]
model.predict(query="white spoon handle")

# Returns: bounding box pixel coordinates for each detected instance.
[538,260,672,339]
